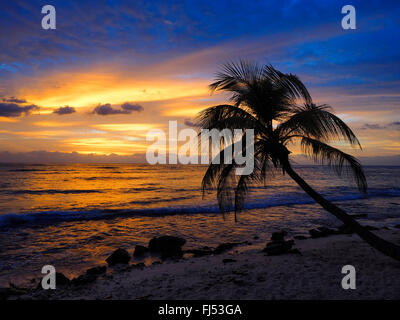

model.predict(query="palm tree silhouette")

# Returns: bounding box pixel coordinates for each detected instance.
[198,60,400,261]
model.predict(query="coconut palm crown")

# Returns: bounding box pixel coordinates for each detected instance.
[197,60,400,261]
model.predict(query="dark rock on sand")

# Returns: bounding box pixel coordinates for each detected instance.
[290,248,302,255]
[365,225,379,231]
[309,229,322,238]
[132,263,145,269]
[56,272,71,286]
[294,235,308,240]
[106,248,131,265]
[318,227,337,235]
[35,272,70,289]
[148,236,186,259]
[185,248,213,257]
[263,240,295,256]
[271,231,287,241]
[222,258,236,263]
[263,231,299,256]
[213,242,242,254]
[394,224,400,229]
[133,245,149,257]
[86,266,107,276]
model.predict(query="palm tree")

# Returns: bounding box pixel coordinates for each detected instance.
[197,60,400,261]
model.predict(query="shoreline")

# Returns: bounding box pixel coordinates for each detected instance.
[5,227,400,300]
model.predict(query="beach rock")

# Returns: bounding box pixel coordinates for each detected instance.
[213,242,242,255]
[365,225,379,231]
[222,258,236,264]
[317,227,337,236]
[271,230,287,241]
[262,240,294,256]
[309,229,323,238]
[133,245,149,257]
[185,249,213,257]
[56,272,71,286]
[294,235,308,240]
[86,266,107,276]
[34,273,69,290]
[132,263,145,269]
[290,248,302,255]
[106,248,131,265]
[148,236,186,259]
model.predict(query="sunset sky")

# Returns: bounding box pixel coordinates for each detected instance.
[1,0,400,163]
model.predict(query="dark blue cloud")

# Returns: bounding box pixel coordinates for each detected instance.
[53,106,76,115]
[0,102,38,117]
[2,97,27,103]
[361,123,385,130]
[121,102,143,112]
[361,122,400,130]
[92,102,144,115]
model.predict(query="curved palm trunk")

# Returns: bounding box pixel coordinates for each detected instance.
[282,160,400,261]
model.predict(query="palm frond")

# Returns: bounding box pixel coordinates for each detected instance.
[300,136,367,194]
[196,104,264,133]
[278,103,361,148]
[209,60,263,93]
[217,164,236,217]
[263,65,312,104]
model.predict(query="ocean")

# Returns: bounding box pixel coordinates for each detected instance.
[0,163,399,286]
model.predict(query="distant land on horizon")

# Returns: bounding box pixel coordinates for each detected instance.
[0,150,399,166]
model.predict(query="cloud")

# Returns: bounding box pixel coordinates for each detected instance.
[53,106,76,115]
[361,122,400,130]
[389,121,400,127]
[121,102,144,112]
[92,103,129,115]
[389,122,400,130]
[92,102,144,115]
[0,102,38,117]
[2,97,27,103]
[361,123,385,130]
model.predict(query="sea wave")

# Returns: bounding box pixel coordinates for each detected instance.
[0,187,399,228]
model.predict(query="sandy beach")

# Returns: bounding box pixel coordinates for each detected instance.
[10,228,399,300]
